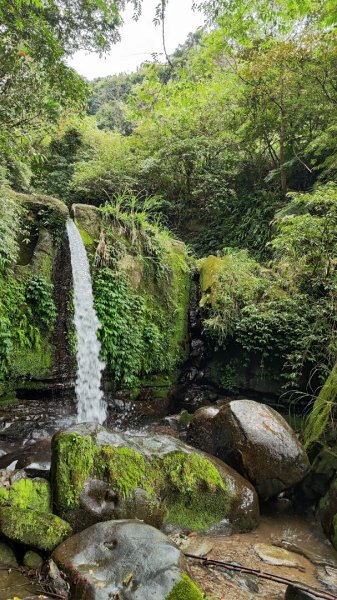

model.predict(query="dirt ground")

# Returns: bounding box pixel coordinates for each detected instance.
[171,503,337,600]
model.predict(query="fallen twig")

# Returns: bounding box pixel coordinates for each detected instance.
[37,589,67,599]
[185,552,337,600]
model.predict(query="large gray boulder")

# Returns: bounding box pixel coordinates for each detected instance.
[187,400,309,500]
[51,424,259,533]
[53,519,204,600]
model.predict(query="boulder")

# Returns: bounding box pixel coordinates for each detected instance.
[51,424,259,533]
[53,519,204,600]
[0,439,51,477]
[16,438,52,476]
[293,446,337,509]
[23,550,44,569]
[0,507,72,551]
[0,469,51,512]
[0,541,18,567]
[187,405,220,454]
[187,399,309,500]
[318,476,337,549]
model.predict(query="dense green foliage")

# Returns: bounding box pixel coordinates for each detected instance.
[94,269,166,387]
[0,0,142,190]
[89,197,190,388]
[2,0,337,415]
[200,184,337,393]
[0,189,59,382]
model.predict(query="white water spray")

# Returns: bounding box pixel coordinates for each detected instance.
[66,219,106,424]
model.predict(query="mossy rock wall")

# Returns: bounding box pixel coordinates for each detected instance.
[198,253,307,398]
[0,191,69,399]
[51,424,259,533]
[73,203,191,400]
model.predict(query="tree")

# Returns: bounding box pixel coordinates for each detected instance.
[0,0,143,187]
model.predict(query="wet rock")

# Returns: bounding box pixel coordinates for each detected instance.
[0,507,72,551]
[318,476,337,549]
[294,446,337,509]
[316,565,337,595]
[212,562,259,594]
[177,385,215,412]
[24,550,44,569]
[187,406,220,454]
[188,399,309,500]
[0,569,40,598]
[53,519,204,600]
[179,537,214,557]
[0,469,51,512]
[254,543,302,568]
[0,541,18,567]
[52,424,259,533]
[43,558,69,594]
[285,584,321,599]
[16,438,52,477]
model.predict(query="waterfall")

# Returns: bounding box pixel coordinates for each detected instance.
[66,219,106,424]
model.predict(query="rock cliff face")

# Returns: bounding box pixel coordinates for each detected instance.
[73,203,191,411]
[0,192,73,403]
[0,197,192,417]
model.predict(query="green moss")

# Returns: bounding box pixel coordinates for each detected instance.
[0,507,72,552]
[12,339,54,379]
[0,541,18,567]
[96,446,163,505]
[75,220,96,249]
[163,452,225,494]
[165,574,204,600]
[23,550,43,569]
[7,478,51,512]
[0,487,9,505]
[99,446,147,499]
[198,255,222,308]
[163,452,229,531]
[164,241,190,365]
[52,433,95,510]
[141,371,179,400]
[179,410,194,426]
[0,391,18,406]
[165,491,231,531]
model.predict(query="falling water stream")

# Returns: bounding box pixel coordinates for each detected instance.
[66,219,106,424]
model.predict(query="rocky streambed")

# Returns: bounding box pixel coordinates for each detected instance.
[1,399,337,600]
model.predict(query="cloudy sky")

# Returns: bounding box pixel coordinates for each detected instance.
[68,0,205,80]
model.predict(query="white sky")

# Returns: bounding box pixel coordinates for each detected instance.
[68,0,205,80]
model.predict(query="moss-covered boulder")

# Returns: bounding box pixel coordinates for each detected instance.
[0,507,72,551]
[0,470,51,512]
[72,203,191,402]
[23,550,44,569]
[53,519,204,600]
[0,542,18,567]
[51,424,259,533]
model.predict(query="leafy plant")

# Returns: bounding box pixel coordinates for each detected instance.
[25,276,57,331]
[93,269,167,387]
